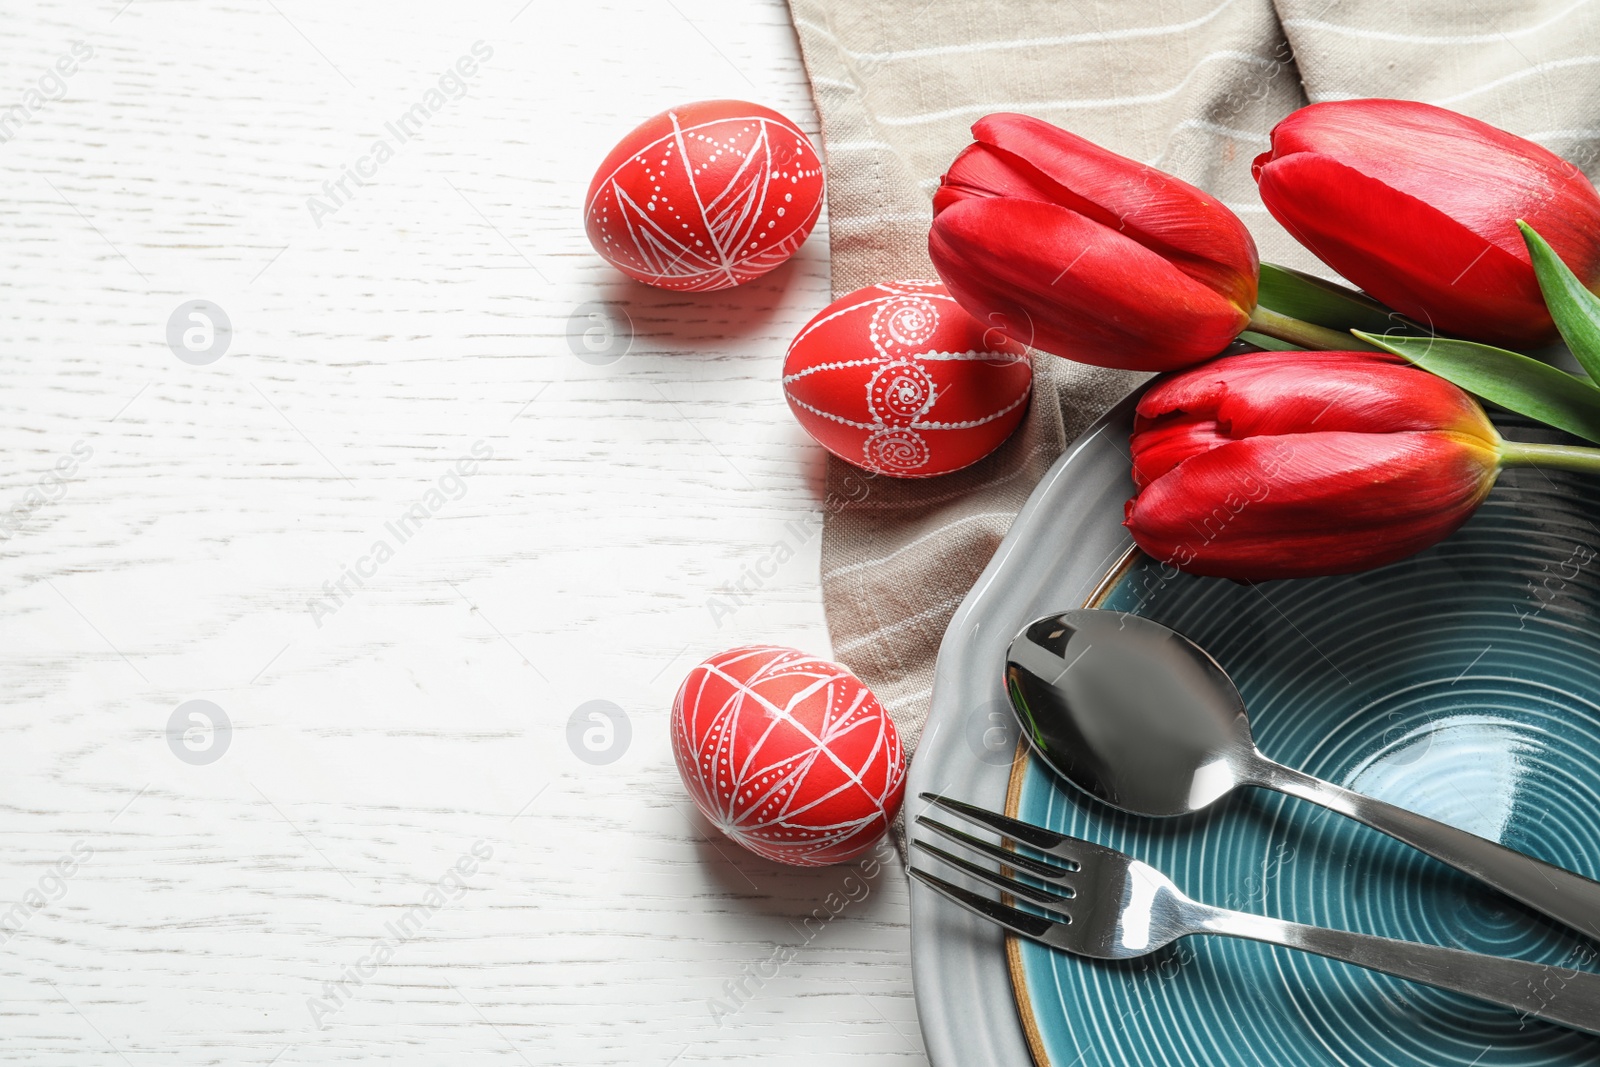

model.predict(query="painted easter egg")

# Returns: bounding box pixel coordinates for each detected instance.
[584,100,825,292]
[671,645,905,867]
[782,280,1033,477]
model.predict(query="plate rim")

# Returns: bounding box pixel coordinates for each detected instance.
[1001,542,1141,1067]
[907,390,1142,1067]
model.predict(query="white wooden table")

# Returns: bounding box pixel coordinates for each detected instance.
[0,1,923,1062]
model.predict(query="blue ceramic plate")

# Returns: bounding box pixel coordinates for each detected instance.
[906,395,1600,1067]
[1012,434,1600,1066]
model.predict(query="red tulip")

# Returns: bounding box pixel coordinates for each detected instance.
[1124,349,1503,579]
[1253,99,1600,349]
[929,114,1259,371]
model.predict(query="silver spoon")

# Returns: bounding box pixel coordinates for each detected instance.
[1005,608,1600,940]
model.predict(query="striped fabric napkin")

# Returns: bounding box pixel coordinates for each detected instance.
[785,0,1600,765]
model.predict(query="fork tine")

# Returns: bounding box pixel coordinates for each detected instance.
[919,792,1082,866]
[916,816,1076,884]
[909,866,1062,945]
[911,839,1075,912]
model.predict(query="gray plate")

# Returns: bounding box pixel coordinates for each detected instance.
[908,392,1139,1067]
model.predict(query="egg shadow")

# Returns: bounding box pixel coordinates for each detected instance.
[589,251,821,357]
[683,804,905,935]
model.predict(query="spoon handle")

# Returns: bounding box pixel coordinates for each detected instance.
[1192,904,1600,1034]
[1261,761,1600,941]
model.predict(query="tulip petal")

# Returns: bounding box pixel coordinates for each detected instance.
[1257,152,1550,347]
[970,114,1259,312]
[1262,100,1597,248]
[934,142,1065,214]
[1255,99,1600,349]
[1124,430,1498,579]
[929,197,1249,370]
[1133,349,1497,444]
[1129,414,1229,488]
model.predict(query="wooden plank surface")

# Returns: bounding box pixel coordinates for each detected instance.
[0,1,923,1061]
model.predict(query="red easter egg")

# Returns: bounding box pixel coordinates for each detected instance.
[782,280,1033,477]
[671,645,905,867]
[584,100,825,292]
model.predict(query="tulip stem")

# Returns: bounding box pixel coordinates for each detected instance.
[1501,440,1600,474]
[1245,305,1383,352]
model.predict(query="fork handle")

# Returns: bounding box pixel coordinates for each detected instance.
[1196,906,1600,1035]
[1259,760,1600,942]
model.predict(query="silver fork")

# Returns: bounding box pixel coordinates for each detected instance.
[911,793,1600,1036]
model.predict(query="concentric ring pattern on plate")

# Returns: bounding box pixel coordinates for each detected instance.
[1012,459,1600,1066]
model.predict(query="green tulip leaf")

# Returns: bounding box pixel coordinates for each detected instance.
[1519,219,1600,383]
[1258,263,1423,335]
[1353,330,1600,444]
[1237,330,1304,351]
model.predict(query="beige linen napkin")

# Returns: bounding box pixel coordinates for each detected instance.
[786,0,1600,760]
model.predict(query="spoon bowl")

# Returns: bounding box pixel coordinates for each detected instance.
[1007,609,1259,817]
